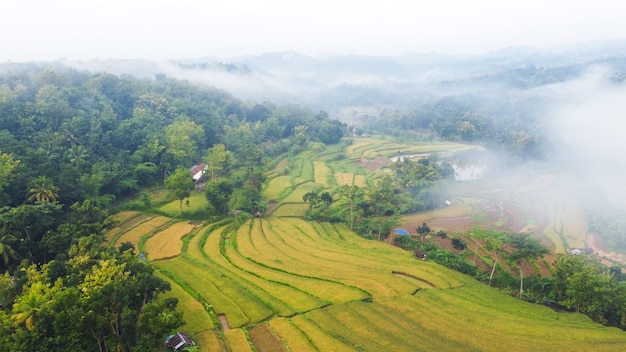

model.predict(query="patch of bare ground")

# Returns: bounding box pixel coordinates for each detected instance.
[588,233,626,269]
[405,216,480,234]
[361,155,392,171]
[265,201,279,215]
[248,324,287,352]
[217,314,230,331]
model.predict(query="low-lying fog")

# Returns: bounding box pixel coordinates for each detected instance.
[62,44,626,215]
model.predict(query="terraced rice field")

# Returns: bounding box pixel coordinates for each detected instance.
[334,172,354,186]
[313,160,332,187]
[107,210,626,351]
[144,221,197,260]
[106,140,626,351]
[271,203,309,217]
[108,215,171,248]
[264,175,292,201]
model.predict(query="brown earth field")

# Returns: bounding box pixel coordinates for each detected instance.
[361,155,392,171]
[588,233,626,269]
[399,173,570,277]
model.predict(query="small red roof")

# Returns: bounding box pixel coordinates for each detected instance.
[190,163,206,176]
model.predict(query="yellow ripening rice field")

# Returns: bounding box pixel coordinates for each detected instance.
[191,331,223,352]
[266,283,626,352]
[282,181,320,203]
[112,215,171,249]
[354,174,367,187]
[271,203,309,217]
[156,272,214,332]
[144,221,196,260]
[313,160,331,187]
[144,215,626,351]
[334,172,354,186]
[267,318,317,352]
[544,198,567,254]
[263,175,292,201]
[155,256,274,328]
[224,328,253,352]
[229,221,364,304]
[105,212,154,243]
[189,224,326,316]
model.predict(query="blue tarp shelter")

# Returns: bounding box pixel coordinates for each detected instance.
[393,228,410,235]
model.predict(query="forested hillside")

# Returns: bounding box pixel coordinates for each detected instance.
[0,64,344,351]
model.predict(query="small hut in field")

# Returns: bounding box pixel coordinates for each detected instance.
[165,332,195,351]
[414,249,426,260]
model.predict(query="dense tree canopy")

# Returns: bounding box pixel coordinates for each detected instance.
[0,64,348,350]
[0,64,346,209]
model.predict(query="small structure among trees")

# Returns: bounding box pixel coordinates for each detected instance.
[165,332,195,351]
[189,163,207,182]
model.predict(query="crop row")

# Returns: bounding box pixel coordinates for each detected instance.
[155,256,274,328]
[189,223,330,318]
[266,285,626,352]
[271,203,309,217]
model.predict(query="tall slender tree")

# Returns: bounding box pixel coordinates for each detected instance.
[340,185,364,230]
[165,167,195,214]
[508,233,549,296]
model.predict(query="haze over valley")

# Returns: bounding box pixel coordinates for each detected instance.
[2,1,626,351]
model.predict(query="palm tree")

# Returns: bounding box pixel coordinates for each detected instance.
[27,176,59,203]
[11,282,52,331]
[66,145,89,168]
[0,234,19,268]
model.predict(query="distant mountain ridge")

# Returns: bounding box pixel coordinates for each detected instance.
[36,39,626,112]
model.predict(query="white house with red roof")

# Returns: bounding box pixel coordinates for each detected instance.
[189,163,207,182]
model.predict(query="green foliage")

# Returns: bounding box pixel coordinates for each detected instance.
[0,202,63,263]
[164,114,205,171]
[204,143,231,181]
[0,234,18,268]
[0,152,19,198]
[391,157,450,211]
[165,167,196,213]
[0,65,347,211]
[205,178,233,215]
[302,190,334,221]
[551,255,626,327]
[27,176,59,204]
[339,185,365,230]
[3,237,182,351]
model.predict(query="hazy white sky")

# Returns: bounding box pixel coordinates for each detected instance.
[2,0,625,61]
